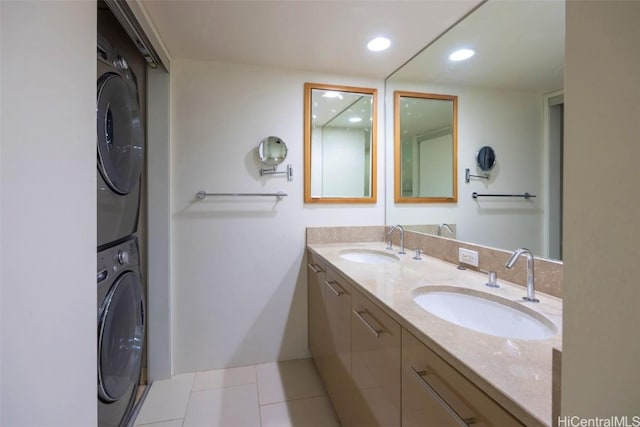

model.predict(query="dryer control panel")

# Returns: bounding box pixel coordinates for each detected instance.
[97,237,140,285]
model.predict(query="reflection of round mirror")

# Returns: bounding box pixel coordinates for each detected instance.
[258,136,288,166]
[476,146,496,172]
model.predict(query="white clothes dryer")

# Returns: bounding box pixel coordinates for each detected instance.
[97,34,145,249]
[97,237,145,427]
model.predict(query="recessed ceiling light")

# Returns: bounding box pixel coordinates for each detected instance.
[367,37,391,52]
[449,48,475,61]
[322,91,343,100]
[349,117,362,123]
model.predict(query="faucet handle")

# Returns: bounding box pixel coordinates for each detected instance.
[485,271,499,288]
[413,249,423,260]
[386,240,393,250]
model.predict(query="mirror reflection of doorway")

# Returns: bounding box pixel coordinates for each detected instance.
[417,133,453,198]
[548,94,564,260]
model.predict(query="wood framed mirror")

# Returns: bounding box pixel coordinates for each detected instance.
[394,91,458,203]
[304,82,377,203]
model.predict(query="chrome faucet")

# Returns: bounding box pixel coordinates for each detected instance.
[387,225,406,254]
[437,223,453,237]
[505,248,539,302]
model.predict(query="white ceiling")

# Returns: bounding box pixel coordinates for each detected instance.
[389,0,564,137]
[390,0,565,93]
[140,0,484,79]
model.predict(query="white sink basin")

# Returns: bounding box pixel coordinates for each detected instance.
[412,286,557,340]
[339,249,400,265]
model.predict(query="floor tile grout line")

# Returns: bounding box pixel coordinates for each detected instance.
[190,365,258,392]
[191,379,257,393]
[258,393,331,408]
[180,372,198,424]
[136,416,184,426]
[189,381,260,396]
[254,364,267,427]
[255,375,264,427]
[259,393,329,407]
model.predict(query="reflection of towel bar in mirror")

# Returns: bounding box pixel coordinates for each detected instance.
[260,164,293,181]
[472,192,535,200]
[196,191,288,200]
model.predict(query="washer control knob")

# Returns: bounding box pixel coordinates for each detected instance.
[117,250,129,265]
[115,55,129,71]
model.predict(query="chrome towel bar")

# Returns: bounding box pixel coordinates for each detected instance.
[196,190,287,200]
[472,192,535,200]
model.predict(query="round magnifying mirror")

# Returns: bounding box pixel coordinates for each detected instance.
[258,136,288,166]
[476,146,496,172]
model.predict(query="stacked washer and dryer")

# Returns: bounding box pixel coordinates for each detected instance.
[96,16,146,427]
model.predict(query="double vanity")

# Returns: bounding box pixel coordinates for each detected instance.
[306,233,562,426]
[302,2,564,424]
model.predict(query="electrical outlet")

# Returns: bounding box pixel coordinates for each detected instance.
[458,248,479,267]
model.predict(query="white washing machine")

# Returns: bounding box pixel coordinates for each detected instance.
[97,236,145,427]
[97,33,145,249]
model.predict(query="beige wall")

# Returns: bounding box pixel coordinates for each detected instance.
[562,0,640,417]
[170,59,385,373]
[0,1,96,424]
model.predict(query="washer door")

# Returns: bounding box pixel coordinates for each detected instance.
[97,73,144,195]
[98,271,145,403]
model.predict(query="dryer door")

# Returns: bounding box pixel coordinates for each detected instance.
[98,270,145,403]
[97,73,144,195]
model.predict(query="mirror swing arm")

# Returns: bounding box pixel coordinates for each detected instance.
[465,168,489,183]
[260,164,293,181]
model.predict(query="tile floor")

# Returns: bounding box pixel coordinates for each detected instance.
[133,358,340,427]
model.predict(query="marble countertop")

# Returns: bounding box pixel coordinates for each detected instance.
[307,242,562,427]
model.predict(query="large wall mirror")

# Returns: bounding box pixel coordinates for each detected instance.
[304,83,377,203]
[385,0,564,260]
[394,91,457,203]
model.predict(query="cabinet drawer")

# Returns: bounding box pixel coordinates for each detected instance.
[325,266,349,299]
[323,266,353,427]
[307,250,326,367]
[307,251,325,276]
[352,287,401,427]
[402,329,523,427]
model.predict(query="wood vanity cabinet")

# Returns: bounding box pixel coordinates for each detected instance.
[323,266,353,426]
[308,251,530,427]
[351,287,402,427]
[307,250,327,372]
[307,251,353,426]
[402,329,523,427]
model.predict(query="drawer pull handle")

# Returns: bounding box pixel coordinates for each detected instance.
[410,367,478,426]
[307,263,323,273]
[324,280,345,296]
[353,309,383,338]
